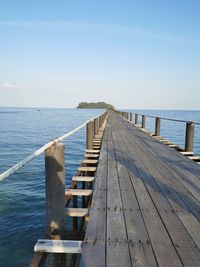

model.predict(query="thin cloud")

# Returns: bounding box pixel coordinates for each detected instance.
[2,82,24,88]
[0,21,199,45]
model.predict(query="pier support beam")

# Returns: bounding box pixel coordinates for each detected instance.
[87,120,94,150]
[185,122,194,152]
[155,117,161,136]
[142,115,146,128]
[45,143,65,267]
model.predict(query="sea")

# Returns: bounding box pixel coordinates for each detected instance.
[0,107,200,267]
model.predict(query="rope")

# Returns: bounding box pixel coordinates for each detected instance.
[0,114,102,182]
[136,113,200,125]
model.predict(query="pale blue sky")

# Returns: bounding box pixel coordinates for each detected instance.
[0,0,200,109]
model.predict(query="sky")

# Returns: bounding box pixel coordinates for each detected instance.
[0,0,200,109]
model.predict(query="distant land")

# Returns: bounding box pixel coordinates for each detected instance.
[77,102,114,109]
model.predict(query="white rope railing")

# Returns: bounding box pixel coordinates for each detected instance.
[0,114,100,182]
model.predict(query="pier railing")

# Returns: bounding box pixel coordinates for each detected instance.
[117,111,199,154]
[135,113,200,153]
[0,111,108,267]
[0,112,107,182]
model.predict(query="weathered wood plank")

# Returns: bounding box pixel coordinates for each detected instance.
[80,125,108,267]
[78,167,96,172]
[65,208,88,217]
[115,112,200,266]
[34,240,82,254]
[84,154,99,158]
[65,189,92,196]
[72,176,95,182]
[111,114,182,267]
[85,149,100,153]
[81,159,98,164]
[81,109,200,267]
[107,138,131,267]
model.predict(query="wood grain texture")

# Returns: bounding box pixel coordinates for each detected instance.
[81,110,200,267]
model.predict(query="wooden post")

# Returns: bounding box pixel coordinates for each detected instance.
[45,143,65,267]
[102,112,106,124]
[142,115,146,128]
[86,120,94,149]
[135,114,138,125]
[155,117,161,136]
[99,115,102,128]
[104,111,107,122]
[94,118,99,136]
[185,122,195,152]
[130,113,132,122]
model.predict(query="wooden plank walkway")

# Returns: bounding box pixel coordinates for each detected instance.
[81,109,200,267]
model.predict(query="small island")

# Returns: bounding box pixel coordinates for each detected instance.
[77,102,114,109]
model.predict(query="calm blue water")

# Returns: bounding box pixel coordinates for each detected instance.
[0,107,102,267]
[0,108,200,267]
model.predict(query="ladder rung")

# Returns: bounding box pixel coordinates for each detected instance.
[81,159,98,164]
[34,239,82,254]
[188,156,200,160]
[94,139,102,142]
[65,208,89,217]
[85,149,100,153]
[95,135,103,139]
[93,146,101,150]
[180,151,194,155]
[169,144,179,148]
[72,176,95,182]
[65,189,92,196]
[78,167,96,172]
[84,154,99,158]
[159,139,170,142]
[163,141,174,145]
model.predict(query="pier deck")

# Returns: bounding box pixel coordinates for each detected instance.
[81,110,200,267]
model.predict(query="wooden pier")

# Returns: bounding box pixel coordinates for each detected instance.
[30,109,200,267]
[81,109,200,267]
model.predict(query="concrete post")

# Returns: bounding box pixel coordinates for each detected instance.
[130,113,132,122]
[135,114,138,125]
[86,120,94,149]
[155,117,161,136]
[94,118,99,136]
[185,122,195,152]
[45,143,65,267]
[99,115,102,128]
[142,115,146,128]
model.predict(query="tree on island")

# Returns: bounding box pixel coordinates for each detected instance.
[77,102,114,109]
